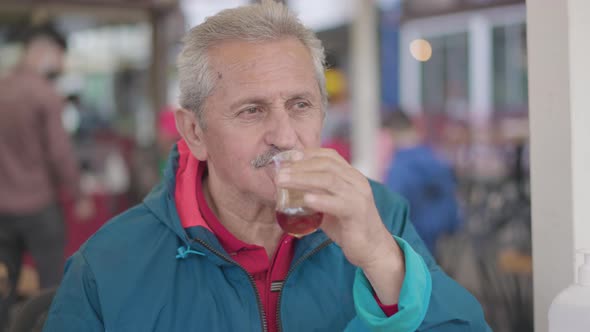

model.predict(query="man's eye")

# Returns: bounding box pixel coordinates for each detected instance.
[241,107,261,115]
[294,101,310,110]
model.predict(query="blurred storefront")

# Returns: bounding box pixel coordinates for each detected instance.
[396,2,532,331]
[1,0,182,144]
[0,0,183,295]
[0,1,533,330]
[398,0,528,156]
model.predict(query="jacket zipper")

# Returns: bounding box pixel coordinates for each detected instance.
[276,239,333,332]
[192,238,268,332]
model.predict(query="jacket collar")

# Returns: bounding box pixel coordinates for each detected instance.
[142,140,331,266]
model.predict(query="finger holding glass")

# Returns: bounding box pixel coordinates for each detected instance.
[275,148,405,305]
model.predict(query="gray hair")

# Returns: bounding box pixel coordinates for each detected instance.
[177,0,327,128]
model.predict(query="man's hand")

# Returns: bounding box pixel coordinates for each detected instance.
[276,148,405,304]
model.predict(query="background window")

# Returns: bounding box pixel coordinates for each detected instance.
[493,23,528,112]
[421,32,469,117]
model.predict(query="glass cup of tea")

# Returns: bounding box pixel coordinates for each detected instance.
[272,150,323,238]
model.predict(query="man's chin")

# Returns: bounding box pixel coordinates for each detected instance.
[256,182,278,207]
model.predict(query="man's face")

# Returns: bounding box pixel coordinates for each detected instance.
[196,37,324,205]
[25,37,65,81]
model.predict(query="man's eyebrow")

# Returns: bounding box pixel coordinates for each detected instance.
[229,91,316,110]
[229,97,270,110]
[286,92,315,100]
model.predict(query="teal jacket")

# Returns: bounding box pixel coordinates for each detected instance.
[43,146,490,331]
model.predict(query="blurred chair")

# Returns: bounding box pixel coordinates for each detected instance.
[8,288,56,332]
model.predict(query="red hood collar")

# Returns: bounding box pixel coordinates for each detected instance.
[174,139,265,253]
[174,139,212,231]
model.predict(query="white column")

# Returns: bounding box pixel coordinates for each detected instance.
[528,0,590,331]
[350,0,379,178]
[568,0,590,274]
[468,14,492,125]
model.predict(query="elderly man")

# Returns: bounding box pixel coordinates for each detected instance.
[43,2,490,331]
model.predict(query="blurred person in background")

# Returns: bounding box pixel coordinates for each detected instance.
[44,2,489,331]
[383,110,463,256]
[440,119,472,181]
[375,108,397,182]
[0,24,92,329]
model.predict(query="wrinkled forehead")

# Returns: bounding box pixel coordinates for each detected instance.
[215,38,310,65]
[206,38,320,96]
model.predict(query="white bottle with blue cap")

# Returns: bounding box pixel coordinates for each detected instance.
[549,250,590,331]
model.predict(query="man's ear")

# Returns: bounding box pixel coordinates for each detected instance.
[175,108,208,161]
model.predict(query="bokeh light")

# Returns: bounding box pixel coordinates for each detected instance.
[409,38,432,62]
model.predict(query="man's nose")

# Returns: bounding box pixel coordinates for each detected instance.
[264,109,298,151]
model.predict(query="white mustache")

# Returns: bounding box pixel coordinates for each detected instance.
[251,147,282,168]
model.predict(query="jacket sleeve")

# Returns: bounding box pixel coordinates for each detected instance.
[42,252,104,332]
[346,185,491,331]
[346,236,432,332]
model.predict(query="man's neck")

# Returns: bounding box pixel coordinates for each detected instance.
[203,174,284,258]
